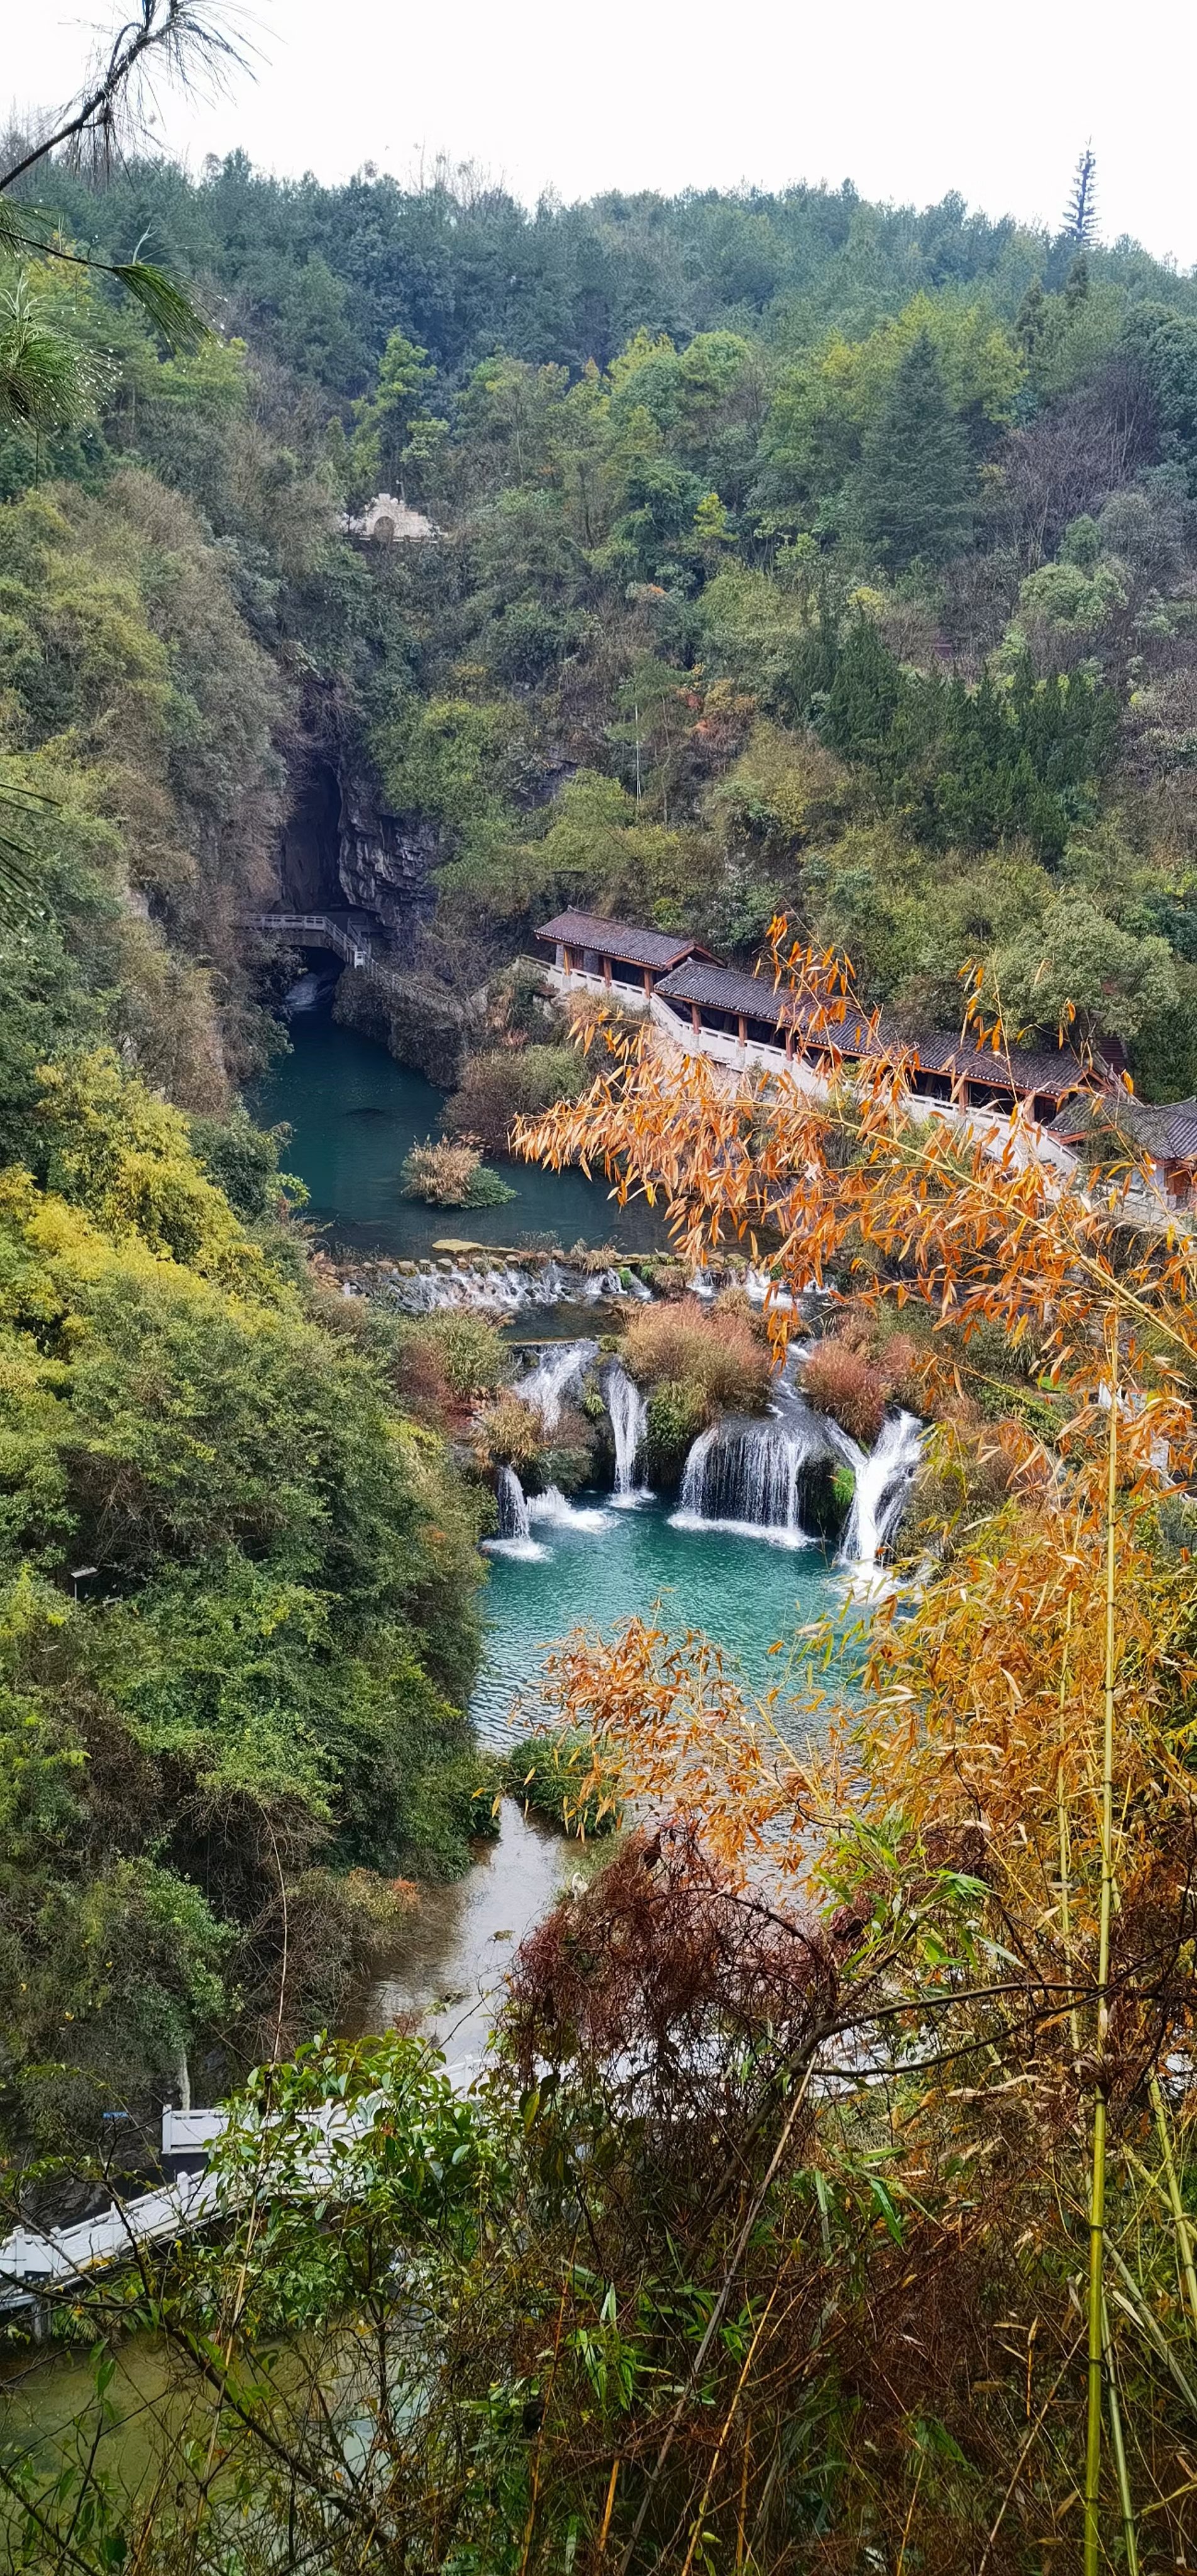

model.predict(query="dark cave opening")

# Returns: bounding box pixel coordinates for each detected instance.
[279,757,342,909]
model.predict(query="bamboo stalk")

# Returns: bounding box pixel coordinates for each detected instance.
[1103,2299,1140,2576]
[1056,1592,1080,2063]
[735,2425,751,2575]
[1084,1326,1118,2576]
[1148,2074,1197,2338]
[597,2458,620,2558]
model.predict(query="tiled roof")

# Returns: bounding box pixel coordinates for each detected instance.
[535,911,710,972]
[1051,1092,1197,1162]
[656,960,809,1023]
[654,961,1090,1099]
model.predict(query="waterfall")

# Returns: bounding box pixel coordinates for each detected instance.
[602,1359,648,1499]
[495,1465,530,1540]
[672,1404,834,1547]
[519,1338,598,1432]
[385,1261,629,1316]
[827,1411,924,1567]
[483,1463,548,1559]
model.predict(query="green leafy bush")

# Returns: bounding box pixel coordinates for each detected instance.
[505,1730,623,1837]
[645,1377,710,1485]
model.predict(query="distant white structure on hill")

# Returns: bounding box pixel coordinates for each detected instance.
[346,492,438,543]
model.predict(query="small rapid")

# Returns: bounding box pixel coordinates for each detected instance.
[384,1261,639,1316]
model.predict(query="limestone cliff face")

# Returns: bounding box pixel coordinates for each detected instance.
[277,727,439,960]
[276,724,475,1082]
[334,781,439,960]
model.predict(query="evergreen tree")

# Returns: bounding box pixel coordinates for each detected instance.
[853,332,974,570]
[1064,147,1098,243]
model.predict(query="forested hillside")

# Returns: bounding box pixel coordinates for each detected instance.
[8,103,1197,2573]
[7,139,1197,2129]
[18,150,1197,1097]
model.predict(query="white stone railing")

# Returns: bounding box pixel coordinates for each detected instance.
[647,996,1086,1180]
[242,911,375,969]
[541,962,652,1012]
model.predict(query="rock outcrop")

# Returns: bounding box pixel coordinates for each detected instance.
[334,779,439,960]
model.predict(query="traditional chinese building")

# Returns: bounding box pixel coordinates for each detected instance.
[1045,1091,1197,1204]
[534,911,714,1003]
[534,909,1112,1150]
[651,958,1092,1121]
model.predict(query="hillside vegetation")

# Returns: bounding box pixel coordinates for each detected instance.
[6,122,1197,2574]
[9,158,1197,1099]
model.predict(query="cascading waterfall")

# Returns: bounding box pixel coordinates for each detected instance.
[671,1357,924,1564]
[825,1411,924,1567]
[672,1403,834,1547]
[385,1261,632,1316]
[483,1462,548,1560]
[518,1338,599,1432]
[495,1464,531,1540]
[602,1358,649,1499]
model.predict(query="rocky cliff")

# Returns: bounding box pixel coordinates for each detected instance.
[277,719,439,962]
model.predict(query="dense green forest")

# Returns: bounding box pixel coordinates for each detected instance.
[10,149,1197,1103]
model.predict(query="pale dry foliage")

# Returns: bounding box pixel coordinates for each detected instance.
[512,929,1197,2568]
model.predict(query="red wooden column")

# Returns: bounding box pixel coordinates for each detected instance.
[691,1003,702,1040]
[737,1014,747,1046]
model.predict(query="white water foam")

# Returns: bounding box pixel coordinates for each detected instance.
[527,1484,614,1535]
[387,1261,627,1316]
[668,1509,814,1552]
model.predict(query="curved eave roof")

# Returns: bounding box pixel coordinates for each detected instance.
[535,911,714,973]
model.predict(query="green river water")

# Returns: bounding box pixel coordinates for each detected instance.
[252,1008,663,1260]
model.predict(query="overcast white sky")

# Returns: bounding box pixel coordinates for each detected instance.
[8,0,1196,271]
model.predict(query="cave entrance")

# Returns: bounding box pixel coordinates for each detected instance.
[280,757,342,909]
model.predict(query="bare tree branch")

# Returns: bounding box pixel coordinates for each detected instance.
[0,2,256,197]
